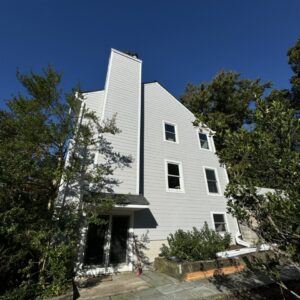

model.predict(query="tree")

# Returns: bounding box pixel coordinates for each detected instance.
[288,38,300,110]
[180,39,300,297]
[0,67,130,299]
[180,71,271,150]
[219,98,300,298]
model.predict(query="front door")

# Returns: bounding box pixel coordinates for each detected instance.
[83,214,131,271]
[110,215,130,264]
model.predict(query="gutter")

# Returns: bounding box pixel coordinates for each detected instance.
[216,233,270,258]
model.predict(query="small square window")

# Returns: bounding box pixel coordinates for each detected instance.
[199,133,209,150]
[164,123,176,142]
[166,162,184,191]
[205,168,220,194]
[213,214,227,232]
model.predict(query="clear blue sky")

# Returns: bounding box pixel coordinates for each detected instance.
[1,0,300,106]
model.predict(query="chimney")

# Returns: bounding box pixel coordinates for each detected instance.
[101,49,142,195]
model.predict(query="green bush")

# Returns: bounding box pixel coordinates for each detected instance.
[160,222,231,261]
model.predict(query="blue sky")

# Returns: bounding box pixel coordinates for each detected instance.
[1,0,300,107]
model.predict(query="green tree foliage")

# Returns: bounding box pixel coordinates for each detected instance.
[288,38,300,110]
[181,39,300,297]
[160,222,231,261]
[218,98,300,296]
[181,71,271,150]
[0,67,130,299]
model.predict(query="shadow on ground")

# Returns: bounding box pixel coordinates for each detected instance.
[208,266,300,300]
[75,266,300,300]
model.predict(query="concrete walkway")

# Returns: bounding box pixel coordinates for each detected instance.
[78,266,300,300]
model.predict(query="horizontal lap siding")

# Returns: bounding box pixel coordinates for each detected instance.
[134,83,239,240]
[83,90,104,118]
[101,51,141,194]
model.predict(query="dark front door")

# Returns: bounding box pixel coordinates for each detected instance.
[109,215,130,264]
[84,216,109,265]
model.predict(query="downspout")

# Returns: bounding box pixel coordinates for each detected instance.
[60,95,85,210]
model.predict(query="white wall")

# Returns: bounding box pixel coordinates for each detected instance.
[79,50,240,259]
[97,49,142,195]
[83,90,105,119]
[134,82,240,242]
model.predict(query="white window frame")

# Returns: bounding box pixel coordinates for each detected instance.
[197,130,211,151]
[210,212,230,234]
[203,166,222,196]
[164,159,185,193]
[163,121,179,144]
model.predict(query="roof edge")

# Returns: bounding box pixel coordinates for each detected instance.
[143,81,216,134]
[111,48,143,63]
[82,88,104,94]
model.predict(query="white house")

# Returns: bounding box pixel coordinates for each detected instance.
[67,49,241,275]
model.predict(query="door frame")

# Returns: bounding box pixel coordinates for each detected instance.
[79,210,134,276]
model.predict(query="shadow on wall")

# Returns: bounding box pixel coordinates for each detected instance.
[75,212,155,278]
[134,209,158,229]
[75,231,151,290]
[129,231,151,271]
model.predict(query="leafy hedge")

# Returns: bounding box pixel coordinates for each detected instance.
[160,222,231,261]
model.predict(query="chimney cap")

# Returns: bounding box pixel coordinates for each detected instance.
[124,51,139,58]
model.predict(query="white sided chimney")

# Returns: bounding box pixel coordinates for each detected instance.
[101,49,142,195]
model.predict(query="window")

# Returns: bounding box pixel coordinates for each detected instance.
[204,168,220,194]
[213,214,227,232]
[199,133,209,150]
[164,122,177,142]
[166,161,184,192]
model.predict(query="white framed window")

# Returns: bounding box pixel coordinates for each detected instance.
[163,121,178,143]
[203,167,221,195]
[198,132,210,150]
[211,212,229,233]
[165,160,184,192]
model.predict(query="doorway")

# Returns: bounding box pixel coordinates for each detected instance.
[84,214,131,270]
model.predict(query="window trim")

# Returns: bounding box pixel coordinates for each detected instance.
[210,212,230,233]
[196,128,217,152]
[197,130,211,151]
[164,159,185,193]
[163,121,179,144]
[203,166,222,196]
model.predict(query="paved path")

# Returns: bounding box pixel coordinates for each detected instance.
[78,266,300,300]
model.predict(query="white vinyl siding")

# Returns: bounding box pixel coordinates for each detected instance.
[100,49,142,194]
[62,50,241,265]
[135,82,240,242]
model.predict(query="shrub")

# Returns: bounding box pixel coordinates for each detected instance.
[160,222,231,261]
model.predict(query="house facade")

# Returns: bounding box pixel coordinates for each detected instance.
[71,49,240,275]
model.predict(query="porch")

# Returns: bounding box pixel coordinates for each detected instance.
[76,194,150,276]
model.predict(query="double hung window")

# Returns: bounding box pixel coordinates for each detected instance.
[166,161,184,192]
[164,122,177,142]
[199,133,209,150]
[204,168,220,194]
[212,214,227,233]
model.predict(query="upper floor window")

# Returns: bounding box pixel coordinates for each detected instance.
[165,161,184,192]
[164,122,177,143]
[212,213,227,233]
[199,133,210,150]
[204,168,220,194]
